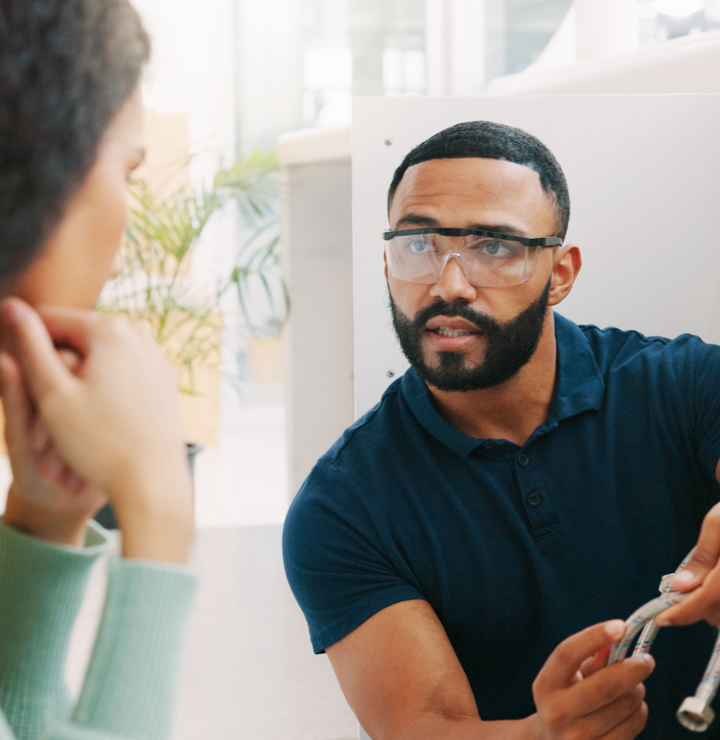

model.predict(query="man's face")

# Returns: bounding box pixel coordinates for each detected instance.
[387,157,560,392]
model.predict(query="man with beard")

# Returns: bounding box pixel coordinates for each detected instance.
[283,121,720,739]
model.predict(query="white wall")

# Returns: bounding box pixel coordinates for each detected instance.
[353,94,720,416]
[488,27,720,95]
[279,129,354,496]
[133,0,237,175]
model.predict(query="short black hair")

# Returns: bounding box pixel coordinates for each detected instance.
[387,121,571,239]
[0,0,150,293]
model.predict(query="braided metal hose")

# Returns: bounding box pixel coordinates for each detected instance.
[607,552,720,732]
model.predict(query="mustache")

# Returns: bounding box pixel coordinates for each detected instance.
[412,300,502,337]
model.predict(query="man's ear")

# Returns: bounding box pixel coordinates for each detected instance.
[548,244,582,307]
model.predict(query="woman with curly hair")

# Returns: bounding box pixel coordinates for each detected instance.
[0,1,197,738]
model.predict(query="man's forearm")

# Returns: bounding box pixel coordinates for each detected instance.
[395,713,539,740]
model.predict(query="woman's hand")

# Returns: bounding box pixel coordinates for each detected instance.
[0,348,107,546]
[0,298,195,564]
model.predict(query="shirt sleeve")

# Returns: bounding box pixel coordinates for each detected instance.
[283,459,425,654]
[671,335,720,485]
[0,518,198,740]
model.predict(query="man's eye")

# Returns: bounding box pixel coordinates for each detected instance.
[405,238,432,254]
[477,240,518,258]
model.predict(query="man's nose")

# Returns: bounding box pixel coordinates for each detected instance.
[429,254,477,303]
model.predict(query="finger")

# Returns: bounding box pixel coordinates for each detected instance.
[57,348,82,374]
[572,654,654,717]
[599,701,648,740]
[30,418,51,453]
[580,646,613,680]
[39,448,66,485]
[658,564,720,626]
[0,351,33,455]
[34,304,107,356]
[670,505,720,592]
[66,470,88,494]
[536,621,626,691]
[571,684,646,738]
[29,349,81,450]
[0,299,76,407]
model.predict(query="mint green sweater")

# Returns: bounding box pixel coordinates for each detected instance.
[0,518,198,740]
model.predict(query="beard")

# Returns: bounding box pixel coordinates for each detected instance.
[389,278,551,393]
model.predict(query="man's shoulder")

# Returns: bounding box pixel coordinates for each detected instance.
[567,316,715,371]
[286,377,415,537]
[319,377,409,467]
[294,371,433,509]
[577,320,670,351]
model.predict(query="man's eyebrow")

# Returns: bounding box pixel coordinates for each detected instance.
[467,222,529,237]
[394,213,529,236]
[395,214,440,228]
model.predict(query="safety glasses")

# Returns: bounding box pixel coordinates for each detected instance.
[383,228,562,288]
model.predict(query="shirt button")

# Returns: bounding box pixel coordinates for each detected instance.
[517,453,529,467]
[526,492,543,508]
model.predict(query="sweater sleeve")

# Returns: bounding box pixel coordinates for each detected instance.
[62,556,198,740]
[0,518,198,740]
[0,518,109,739]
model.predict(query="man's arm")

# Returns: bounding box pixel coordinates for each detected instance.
[656,337,720,627]
[327,600,652,740]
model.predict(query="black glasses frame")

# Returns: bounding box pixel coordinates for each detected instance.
[382,227,562,248]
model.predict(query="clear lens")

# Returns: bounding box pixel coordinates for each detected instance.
[386,233,541,287]
[386,233,441,284]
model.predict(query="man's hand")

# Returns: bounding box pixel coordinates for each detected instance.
[532,620,652,740]
[656,500,720,627]
[0,348,107,546]
[326,600,652,740]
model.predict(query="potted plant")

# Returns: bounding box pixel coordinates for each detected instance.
[94,150,287,528]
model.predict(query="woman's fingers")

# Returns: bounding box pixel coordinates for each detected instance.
[39,448,67,485]
[1,300,193,562]
[0,351,33,456]
[57,347,82,374]
[0,299,76,406]
[31,418,51,453]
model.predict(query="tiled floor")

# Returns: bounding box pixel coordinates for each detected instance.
[173,526,357,740]
[193,425,289,528]
[66,526,357,740]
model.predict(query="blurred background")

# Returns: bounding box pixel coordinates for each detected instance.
[5,1,714,738]
[119,0,720,532]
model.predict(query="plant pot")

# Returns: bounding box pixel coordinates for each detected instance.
[94,442,203,530]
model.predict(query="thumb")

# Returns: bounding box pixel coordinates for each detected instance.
[537,620,626,691]
[671,505,720,591]
[0,299,75,409]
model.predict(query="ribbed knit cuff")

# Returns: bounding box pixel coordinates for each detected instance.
[44,723,125,740]
[0,519,110,737]
[72,557,198,740]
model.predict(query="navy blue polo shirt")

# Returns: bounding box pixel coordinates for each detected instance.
[283,313,720,739]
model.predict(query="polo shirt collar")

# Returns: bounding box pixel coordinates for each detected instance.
[400,312,605,456]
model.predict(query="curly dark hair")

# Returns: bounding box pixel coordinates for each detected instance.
[0,0,150,293]
[388,121,571,240]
